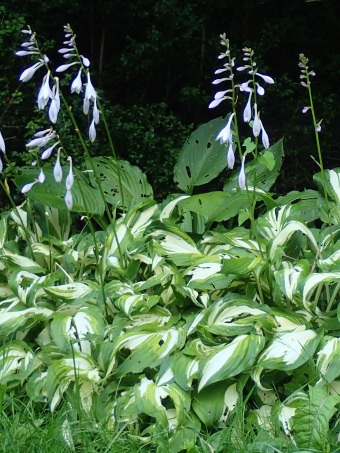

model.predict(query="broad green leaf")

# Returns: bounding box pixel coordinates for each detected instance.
[258,329,322,371]
[114,293,160,317]
[291,386,340,449]
[198,334,265,391]
[171,354,199,391]
[2,253,45,273]
[258,150,275,171]
[87,157,153,209]
[14,165,105,215]
[174,117,228,194]
[314,168,340,203]
[0,341,36,384]
[192,381,237,426]
[134,377,168,426]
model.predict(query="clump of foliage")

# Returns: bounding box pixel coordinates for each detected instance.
[0,25,340,453]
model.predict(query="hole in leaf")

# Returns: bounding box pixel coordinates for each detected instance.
[207,141,212,148]
[186,166,191,178]
[159,339,164,346]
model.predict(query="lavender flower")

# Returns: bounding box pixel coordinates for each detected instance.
[71,69,83,94]
[252,104,261,137]
[65,157,74,190]
[0,131,5,153]
[37,71,52,109]
[216,113,235,144]
[20,61,45,82]
[53,149,63,182]
[49,78,60,123]
[21,181,38,193]
[238,156,246,190]
[226,143,235,169]
[65,190,73,210]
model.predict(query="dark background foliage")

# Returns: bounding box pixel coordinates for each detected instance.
[1,0,339,199]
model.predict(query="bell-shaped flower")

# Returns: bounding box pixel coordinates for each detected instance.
[65,157,74,190]
[255,72,274,84]
[37,71,52,110]
[226,143,235,169]
[256,84,265,96]
[83,98,90,115]
[26,132,56,148]
[81,55,90,67]
[216,113,235,144]
[38,169,45,183]
[243,91,252,123]
[49,78,60,124]
[89,119,96,142]
[260,121,270,149]
[252,104,261,137]
[85,72,97,103]
[239,82,252,93]
[71,69,83,94]
[20,61,44,82]
[65,190,73,210]
[0,131,5,153]
[21,180,38,193]
[53,149,63,182]
[209,98,224,109]
[41,141,60,160]
[238,156,246,190]
[93,100,100,124]
[16,50,39,56]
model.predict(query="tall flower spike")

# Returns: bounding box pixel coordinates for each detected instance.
[238,156,246,190]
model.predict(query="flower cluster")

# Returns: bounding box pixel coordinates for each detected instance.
[209,34,274,189]
[56,24,100,142]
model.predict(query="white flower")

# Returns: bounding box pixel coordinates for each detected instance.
[0,157,3,173]
[216,113,235,144]
[238,156,246,190]
[226,143,235,169]
[83,98,90,115]
[261,121,270,149]
[255,73,274,84]
[38,169,45,183]
[66,157,74,190]
[93,100,100,124]
[26,132,56,148]
[21,181,38,193]
[37,72,52,109]
[256,84,265,96]
[243,91,252,123]
[252,104,261,137]
[53,150,63,182]
[65,190,73,209]
[89,119,96,142]
[81,55,90,67]
[41,141,60,160]
[0,131,5,153]
[15,50,39,56]
[302,106,310,113]
[209,98,224,109]
[20,61,44,82]
[85,72,97,102]
[239,82,252,92]
[56,62,79,72]
[49,78,60,123]
[71,69,83,94]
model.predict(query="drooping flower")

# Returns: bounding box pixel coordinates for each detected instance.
[252,104,261,137]
[41,141,60,160]
[243,91,252,123]
[81,56,90,67]
[226,142,235,169]
[49,78,60,123]
[37,71,52,109]
[53,149,63,182]
[21,181,38,193]
[38,169,45,183]
[238,156,246,190]
[71,69,83,94]
[56,62,79,73]
[261,121,270,149]
[0,157,3,173]
[216,113,235,144]
[93,99,100,124]
[255,73,274,84]
[65,157,74,190]
[84,72,97,103]
[65,190,73,210]
[26,131,56,148]
[89,119,96,142]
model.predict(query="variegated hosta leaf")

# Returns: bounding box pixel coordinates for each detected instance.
[192,381,238,426]
[44,282,96,302]
[1,252,46,274]
[271,309,308,332]
[0,284,14,299]
[257,328,322,371]
[198,334,265,391]
[316,336,340,384]
[114,294,160,317]
[51,304,104,354]
[112,327,186,376]
[318,249,340,272]
[257,205,293,241]
[134,377,190,428]
[0,218,7,248]
[221,254,262,276]
[302,272,340,311]
[202,298,273,337]
[0,340,38,384]
[8,270,51,306]
[274,262,305,303]
[171,354,199,391]
[99,224,133,276]
[0,306,53,336]
[46,353,100,411]
[124,200,158,237]
[269,221,318,261]
[185,257,222,282]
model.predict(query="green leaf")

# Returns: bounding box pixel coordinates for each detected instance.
[316,336,340,384]
[0,306,53,335]
[174,118,228,194]
[87,157,153,209]
[291,386,340,449]
[258,150,275,171]
[258,329,322,371]
[198,334,265,391]
[44,282,95,302]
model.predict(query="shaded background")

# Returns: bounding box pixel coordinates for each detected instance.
[1,0,339,199]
